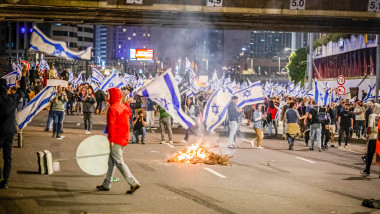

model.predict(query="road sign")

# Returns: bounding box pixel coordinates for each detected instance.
[337,75,345,85]
[207,0,222,7]
[368,0,380,13]
[337,86,345,95]
[290,0,306,10]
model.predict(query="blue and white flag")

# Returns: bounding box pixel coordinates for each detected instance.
[247,78,252,86]
[264,81,273,96]
[90,82,99,92]
[92,68,105,84]
[12,62,21,79]
[234,81,264,108]
[314,81,330,106]
[287,81,295,95]
[273,84,285,97]
[1,71,18,87]
[363,83,376,103]
[16,86,56,130]
[211,71,218,83]
[203,88,233,132]
[69,71,74,84]
[39,58,50,72]
[75,74,83,86]
[137,69,195,129]
[290,82,301,97]
[100,73,123,92]
[30,25,92,60]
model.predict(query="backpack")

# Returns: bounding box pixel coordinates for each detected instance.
[312,107,325,124]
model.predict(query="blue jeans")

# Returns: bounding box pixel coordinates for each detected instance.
[228,121,238,147]
[287,134,295,146]
[310,123,322,149]
[132,127,146,143]
[45,110,54,130]
[52,111,64,134]
[267,120,278,136]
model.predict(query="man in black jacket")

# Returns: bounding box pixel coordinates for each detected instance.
[0,65,27,189]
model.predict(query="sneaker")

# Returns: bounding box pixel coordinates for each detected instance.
[360,170,370,177]
[168,140,173,145]
[96,185,110,191]
[309,147,314,151]
[141,140,146,144]
[56,134,62,139]
[0,180,8,189]
[330,144,335,148]
[87,131,91,135]
[257,146,264,150]
[160,140,166,144]
[44,129,49,132]
[228,145,236,149]
[180,140,188,144]
[126,184,141,194]
[250,141,256,148]
[52,133,56,138]
[318,148,322,152]
[344,146,348,150]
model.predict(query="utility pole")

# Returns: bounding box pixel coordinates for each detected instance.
[376,35,380,103]
[307,33,314,90]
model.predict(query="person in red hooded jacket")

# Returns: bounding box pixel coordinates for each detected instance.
[96,87,141,194]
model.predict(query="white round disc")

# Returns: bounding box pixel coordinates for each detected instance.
[76,135,110,176]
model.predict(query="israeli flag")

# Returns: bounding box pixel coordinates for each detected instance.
[92,68,105,84]
[247,78,252,86]
[314,81,330,106]
[90,82,99,92]
[234,81,264,108]
[240,81,248,90]
[12,62,21,79]
[211,71,218,83]
[264,81,273,96]
[203,88,233,132]
[100,73,123,92]
[175,70,182,83]
[273,84,285,97]
[75,74,83,86]
[137,69,195,129]
[30,25,92,60]
[16,86,56,130]
[69,71,74,84]
[1,71,18,87]
[287,81,295,94]
[291,82,301,97]
[39,58,50,72]
[363,83,376,103]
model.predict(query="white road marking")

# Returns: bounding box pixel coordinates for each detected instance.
[150,151,160,153]
[57,136,65,140]
[295,157,316,164]
[76,123,80,126]
[98,121,107,125]
[204,168,227,179]
[166,144,175,149]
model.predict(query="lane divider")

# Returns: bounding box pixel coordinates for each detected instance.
[295,157,316,164]
[166,144,175,149]
[204,167,227,178]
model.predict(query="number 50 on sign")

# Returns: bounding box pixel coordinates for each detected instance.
[290,0,306,10]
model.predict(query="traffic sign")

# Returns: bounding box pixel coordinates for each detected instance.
[337,86,345,95]
[290,0,306,10]
[337,75,345,85]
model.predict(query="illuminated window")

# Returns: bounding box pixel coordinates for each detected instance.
[118,45,121,48]
[128,37,131,40]
[148,34,150,37]
[143,33,146,37]
[123,29,126,32]
[133,33,136,36]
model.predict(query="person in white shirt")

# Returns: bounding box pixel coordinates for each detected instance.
[353,101,366,139]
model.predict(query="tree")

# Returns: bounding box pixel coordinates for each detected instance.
[286,48,307,85]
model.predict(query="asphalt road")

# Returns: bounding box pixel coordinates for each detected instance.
[0,111,379,214]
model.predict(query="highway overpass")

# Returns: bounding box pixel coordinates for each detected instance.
[0,0,380,33]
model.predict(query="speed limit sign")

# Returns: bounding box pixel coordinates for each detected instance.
[337,86,346,95]
[337,75,345,85]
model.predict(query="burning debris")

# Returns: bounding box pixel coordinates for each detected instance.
[168,144,232,166]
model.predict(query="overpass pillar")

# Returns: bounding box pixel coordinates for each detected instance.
[376,35,380,103]
[307,33,314,90]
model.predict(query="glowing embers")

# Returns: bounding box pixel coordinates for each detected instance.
[168,144,232,166]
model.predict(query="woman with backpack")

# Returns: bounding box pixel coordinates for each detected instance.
[266,101,277,136]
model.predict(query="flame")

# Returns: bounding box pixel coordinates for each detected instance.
[169,144,210,164]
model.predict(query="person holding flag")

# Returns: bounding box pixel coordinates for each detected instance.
[227,96,243,149]
[0,64,27,189]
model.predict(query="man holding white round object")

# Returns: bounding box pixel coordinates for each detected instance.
[96,87,141,194]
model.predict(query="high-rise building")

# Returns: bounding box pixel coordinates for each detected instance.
[249,31,292,58]
[0,21,34,59]
[94,25,107,65]
[114,26,151,60]
[50,24,93,51]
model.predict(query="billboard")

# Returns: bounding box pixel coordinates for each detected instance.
[130,49,154,60]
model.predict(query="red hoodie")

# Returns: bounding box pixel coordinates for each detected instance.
[107,88,131,146]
